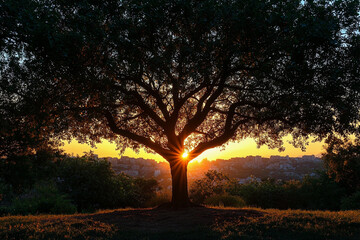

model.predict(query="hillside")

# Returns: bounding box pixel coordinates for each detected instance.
[1,207,360,240]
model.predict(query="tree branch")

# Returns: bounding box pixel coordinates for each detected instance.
[103,110,170,158]
[134,77,170,121]
[189,120,244,160]
[178,72,228,141]
[128,88,168,129]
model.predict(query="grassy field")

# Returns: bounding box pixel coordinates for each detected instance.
[1,207,360,240]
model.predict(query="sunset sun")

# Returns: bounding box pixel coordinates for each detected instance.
[182,152,189,159]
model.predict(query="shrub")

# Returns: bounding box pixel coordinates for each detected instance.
[204,194,246,208]
[298,174,345,210]
[132,178,159,207]
[110,173,137,208]
[57,156,122,211]
[57,156,159,211]
[190,170,230,204]
[229,179,291,209]
[0,149,60,194]
[229,174,346,210]
[9,182,76,215]
[341,191,360,210]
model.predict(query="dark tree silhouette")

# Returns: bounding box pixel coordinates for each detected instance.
[1,0,359,207]
[323,137,360,193]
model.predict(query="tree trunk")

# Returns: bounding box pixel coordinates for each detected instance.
[169,159,191,208]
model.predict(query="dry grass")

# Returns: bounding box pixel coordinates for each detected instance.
[1,207,359,239]
[212,208,360,240]
[0,214,114,239]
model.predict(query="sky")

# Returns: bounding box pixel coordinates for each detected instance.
[61,135,325,162]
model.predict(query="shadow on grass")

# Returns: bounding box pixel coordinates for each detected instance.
[74,207,264,240]
[79,207,264,232]
[77,207,360,240]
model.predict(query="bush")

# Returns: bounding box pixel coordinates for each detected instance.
[229,174,346,210]
[204,194,246,208]
[109,173,138,208]
[298,174,346,210]
[189,170,346,210]
[57,156,124,211]
[9,182,76,215]
[132,178,159,207]
[228,179,286,209]
[341,191,360,210]
[0,149,60,194]
[1,151,161,214]
[190,170,230,204]
[57,156,159,211]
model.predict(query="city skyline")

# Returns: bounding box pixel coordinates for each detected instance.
[104,154,324,187]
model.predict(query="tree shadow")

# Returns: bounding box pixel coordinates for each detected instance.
[75,207,265,232]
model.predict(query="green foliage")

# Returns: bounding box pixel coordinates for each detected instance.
[191,170,347,210]
[0,150,161,215]
[341,191,360,210]
[323,138,360,193]
[298,174,346,210]
[57,155,159,211]
[8,182,76,215]
[57,156,130,211]
[132,177,159,207]
[204,194,246,208]
[230,174,346,210]
[190,170,230,204]
[0,149,60,193]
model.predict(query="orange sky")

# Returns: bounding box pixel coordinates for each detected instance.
[61,135,325,162]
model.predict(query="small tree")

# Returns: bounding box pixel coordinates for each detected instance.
[2,0,359,207]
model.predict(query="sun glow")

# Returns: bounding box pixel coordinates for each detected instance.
[182,152,189,159]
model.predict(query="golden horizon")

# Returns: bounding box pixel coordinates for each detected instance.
[61,135,325,162]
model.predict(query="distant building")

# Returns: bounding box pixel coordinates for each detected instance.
[154,169,161,177]
[243,155,263,168]
[122,170,139,177]
[269,155,290,162]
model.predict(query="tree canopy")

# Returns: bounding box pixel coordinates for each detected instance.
[2,0,360,160]
[1,0,360,207]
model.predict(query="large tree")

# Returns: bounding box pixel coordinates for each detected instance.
[1,0,360,207]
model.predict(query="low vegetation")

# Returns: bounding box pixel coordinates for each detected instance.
[190,170,356,211]
[0,151,160,215]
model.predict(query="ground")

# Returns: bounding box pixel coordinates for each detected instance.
[1,207,360,239]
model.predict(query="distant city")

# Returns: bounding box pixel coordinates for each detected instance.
[90,155,324,191]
